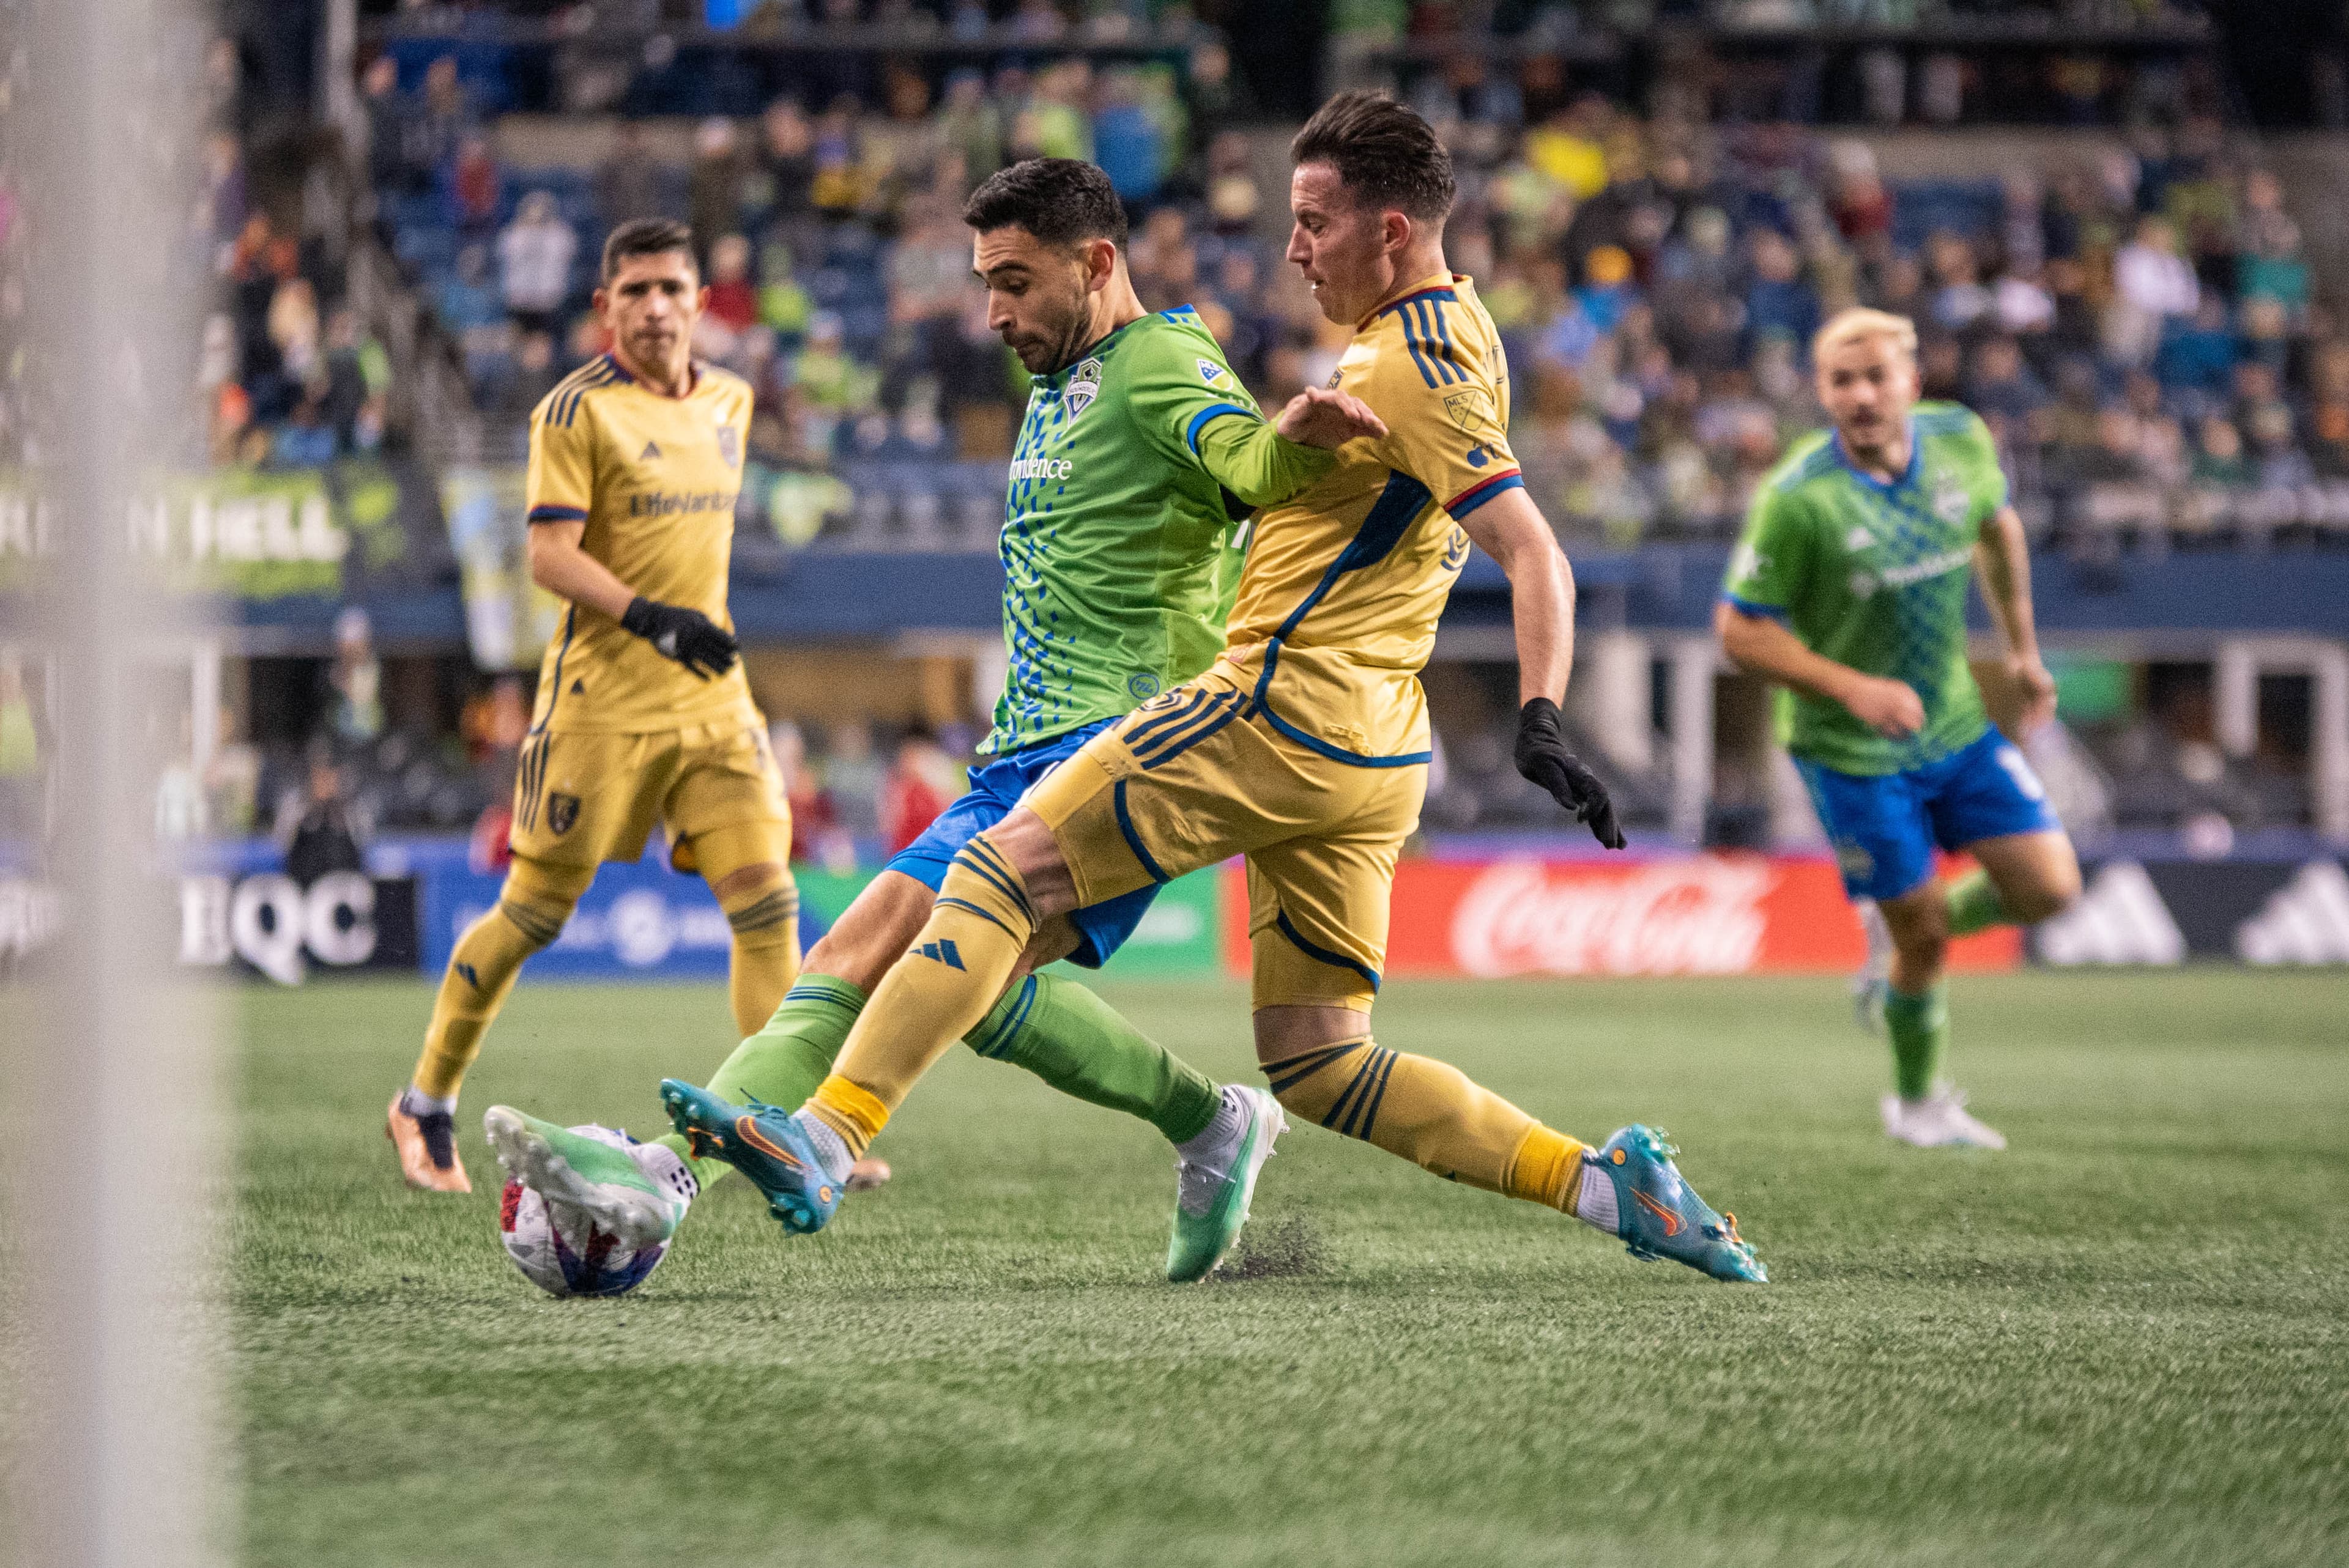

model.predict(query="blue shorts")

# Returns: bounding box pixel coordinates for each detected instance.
[1797,726,2061,903]
[883,717,1160,969]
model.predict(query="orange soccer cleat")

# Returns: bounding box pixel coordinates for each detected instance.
[387,1089,473,1193]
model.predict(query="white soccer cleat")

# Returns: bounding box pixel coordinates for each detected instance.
[1852,898,1892,1034]
[483,1106,690,1249]
[1880,1084,2007,1151]
[1166,1085,1286,1282]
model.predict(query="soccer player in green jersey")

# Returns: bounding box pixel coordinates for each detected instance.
[1716,308,2082,1149]
[484,157,1384,1284]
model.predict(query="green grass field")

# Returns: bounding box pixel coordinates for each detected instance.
[237,971,2348,1568]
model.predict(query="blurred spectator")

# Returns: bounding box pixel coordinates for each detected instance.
[204,709,261,836]
[272,389,337,467]
[690,117,749,257]
[935,71,1003,195]
[1926,231,1992,333]
[595,120,666,228]
[361,56,406,197]
[822,719,883,840]
[280,744,368,888]
[749,98,818,237]
[878,727,964,859]
[2246,402,2314,492]
[1092,68,1167,204]
[772,720,854,872]
[330,607,384,745]
[267,276,322,389]
[1525,95,1611,200]
[496,191,577,338]
[2109,216,2199,364]
[2192,415,2252,486]
[704,233,760,333]
[445,131,503,234]
[1968,336,2050,422]
[1745,229,1819,352]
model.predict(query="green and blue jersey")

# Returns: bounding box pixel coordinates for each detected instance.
[1723,402,2010,776]
[987,308,1261,757]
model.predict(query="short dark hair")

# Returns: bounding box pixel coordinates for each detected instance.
[1290,91,1455,225]
[961,158,1127,250]
[601,217,697,283]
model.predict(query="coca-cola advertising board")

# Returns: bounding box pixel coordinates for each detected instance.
[1219,854,2021,979]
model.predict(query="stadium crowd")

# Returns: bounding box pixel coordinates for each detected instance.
[368,25,2339,558]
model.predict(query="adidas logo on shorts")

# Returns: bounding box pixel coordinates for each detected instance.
[916,939,965,971]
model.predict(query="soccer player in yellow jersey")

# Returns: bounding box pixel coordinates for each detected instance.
[386,219,802,1193]
[667,98,1768,1282]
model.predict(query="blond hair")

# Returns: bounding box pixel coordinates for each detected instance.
[1813,307,1917,364]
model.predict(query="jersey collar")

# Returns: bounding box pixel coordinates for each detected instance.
[1830,415,1921,495]
[1358,272,1465,332]
[604,350,708,399]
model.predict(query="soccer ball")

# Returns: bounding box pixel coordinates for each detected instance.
[496,1123,672,1298]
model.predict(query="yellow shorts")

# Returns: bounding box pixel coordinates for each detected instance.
[1022,663,1425,1013]
[510,716,789,872]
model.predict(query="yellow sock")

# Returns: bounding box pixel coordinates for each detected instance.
[1262,1037,1588,1208]
[410,862,586,1099]
[721,878,801,1039]
[812,836,1036,1149]
[804,1074,890,1161]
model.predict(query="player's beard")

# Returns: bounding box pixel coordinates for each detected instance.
[1021,281,1096,376]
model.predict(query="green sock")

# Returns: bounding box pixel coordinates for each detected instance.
[966,972,1221,1145]
[656,972,866,1191]
[1882,984,1949,1101]
[1944,870,2009,937]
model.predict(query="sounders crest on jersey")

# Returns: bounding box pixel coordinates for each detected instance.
[1064,357,1102,417]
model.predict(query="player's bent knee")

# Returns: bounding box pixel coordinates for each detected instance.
[973,809,1078,919]
[498,858,593,949]
[718,862,799,939]
[2019,856,2084,922]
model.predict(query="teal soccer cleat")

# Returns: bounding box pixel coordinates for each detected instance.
[658,1079,842,1234]
[1592,1124,1766,1283]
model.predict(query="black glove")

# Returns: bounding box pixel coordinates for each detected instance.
[1513,697,1626,849]
[621,596,738,679]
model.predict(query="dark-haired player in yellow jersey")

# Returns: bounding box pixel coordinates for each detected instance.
[386,219,802,1193]
[669,95,1768,1284]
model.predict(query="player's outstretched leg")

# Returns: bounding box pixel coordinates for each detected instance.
[392,856,592,1192]
[1260,1031,1765,1283]
[483,1106,694,1248]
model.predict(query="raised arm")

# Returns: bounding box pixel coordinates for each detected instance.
[1458,486,1623,848]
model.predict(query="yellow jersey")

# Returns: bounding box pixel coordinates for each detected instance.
[1224,272,1519,765]
[523,354,758,734]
